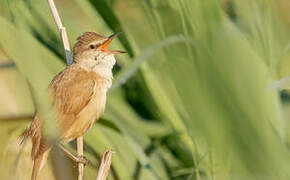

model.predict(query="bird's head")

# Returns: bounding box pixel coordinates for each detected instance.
[73,32,125,67]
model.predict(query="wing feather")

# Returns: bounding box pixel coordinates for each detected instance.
[50,64,96,131]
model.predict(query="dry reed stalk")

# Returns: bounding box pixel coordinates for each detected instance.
[47,0,72,65]
[96,150,114,180]
[77,137,84,180]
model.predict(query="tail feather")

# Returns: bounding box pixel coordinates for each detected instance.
[26,114,52,180]
[31,149,51,180]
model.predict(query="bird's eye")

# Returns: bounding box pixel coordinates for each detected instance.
[90,44,95,49]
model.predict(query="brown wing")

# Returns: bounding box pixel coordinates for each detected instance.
[24,64,97,160]
[50,64,96,132]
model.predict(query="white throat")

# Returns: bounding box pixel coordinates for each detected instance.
[77,53,116,84]
[93,62,114,80]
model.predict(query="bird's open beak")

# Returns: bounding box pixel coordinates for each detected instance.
[100,32,126,54]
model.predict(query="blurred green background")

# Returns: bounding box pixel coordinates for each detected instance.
[1,0,290,179]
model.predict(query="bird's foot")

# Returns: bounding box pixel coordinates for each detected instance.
[75,155,89,166]
[57,144,89,166]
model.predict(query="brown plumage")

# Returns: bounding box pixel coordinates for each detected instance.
[22,32,124,180]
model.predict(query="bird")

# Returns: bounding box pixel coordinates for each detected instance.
[21,32,125,180]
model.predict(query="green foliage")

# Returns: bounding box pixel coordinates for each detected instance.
[1,0,290,179]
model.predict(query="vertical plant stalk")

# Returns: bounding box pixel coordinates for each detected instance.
[96,150,114,180]
[77,137,84,180]
[47,0,72,65]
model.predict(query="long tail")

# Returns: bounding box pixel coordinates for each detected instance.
[31,149,51,180]
[25,113,52,180]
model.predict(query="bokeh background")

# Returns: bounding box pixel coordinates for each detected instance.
[1,0,290,179]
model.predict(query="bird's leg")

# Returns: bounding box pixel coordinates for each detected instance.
[57,144,88,166]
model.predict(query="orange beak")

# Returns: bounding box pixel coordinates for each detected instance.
[100,32,126,54]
